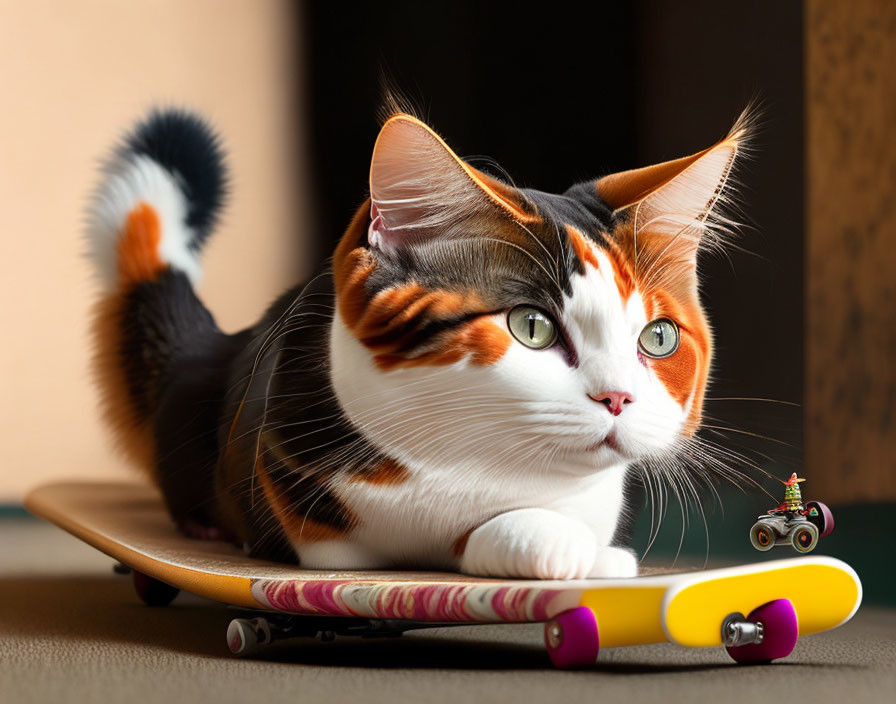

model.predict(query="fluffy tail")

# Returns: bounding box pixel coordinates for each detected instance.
[87,109,228,479]
[86,109,226,287]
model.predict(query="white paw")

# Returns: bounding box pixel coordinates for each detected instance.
[459,508,598,580]
[587,546,639,578]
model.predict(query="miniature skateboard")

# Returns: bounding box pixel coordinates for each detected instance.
[25,481,862,668]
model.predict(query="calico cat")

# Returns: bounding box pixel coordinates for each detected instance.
[87,107,748,579]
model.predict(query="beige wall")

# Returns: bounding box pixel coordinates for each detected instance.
[0,0,311,500]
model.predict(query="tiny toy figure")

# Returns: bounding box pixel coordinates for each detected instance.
[778,473,805,513]
[750,474,834,553]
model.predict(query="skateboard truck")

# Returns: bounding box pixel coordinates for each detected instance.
[227,612,347,656]
[722,612,765,647]
[225,612,452,657]
[227,613,344,656]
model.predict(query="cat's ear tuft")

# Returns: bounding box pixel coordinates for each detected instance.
[368,115,531,250]
[595,110,755,297]
[597,109,754,266]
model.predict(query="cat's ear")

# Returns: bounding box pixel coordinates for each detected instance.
[368,114,533,249]
[597,114,750,288]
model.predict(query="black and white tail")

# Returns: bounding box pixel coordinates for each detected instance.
[86,109,228,480]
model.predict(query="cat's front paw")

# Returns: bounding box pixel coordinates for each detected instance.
[587,546,638,578]
[459,508,597,580]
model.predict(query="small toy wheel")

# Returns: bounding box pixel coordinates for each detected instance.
[791,522,819,553]
[227,619,257,656]
[726,599,799,664]
[226,617,272,657]
[132,570,180,607]
[544,606,599,668]
[806,501,835,538]
[750,522,775,551]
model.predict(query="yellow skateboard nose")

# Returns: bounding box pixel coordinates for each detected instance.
[663,559,861,647]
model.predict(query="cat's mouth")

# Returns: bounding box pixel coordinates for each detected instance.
[584,431,620,453]
[604,433,620,451]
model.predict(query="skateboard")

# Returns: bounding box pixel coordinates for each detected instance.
[25,481,862,668]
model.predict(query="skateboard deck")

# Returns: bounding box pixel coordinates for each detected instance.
[25,481,862,667]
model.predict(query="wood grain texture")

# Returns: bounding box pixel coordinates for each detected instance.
[806,0,896,502]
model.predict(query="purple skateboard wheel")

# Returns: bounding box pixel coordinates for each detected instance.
[727,599,798,664]
[133,570,180,607]
[807,501,835,538]
[544,606,599,668]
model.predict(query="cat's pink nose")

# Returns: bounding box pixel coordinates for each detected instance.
[588,391,634,416]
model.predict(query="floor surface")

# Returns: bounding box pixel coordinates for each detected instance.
[1,517,894,704]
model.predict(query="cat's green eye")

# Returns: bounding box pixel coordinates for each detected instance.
[507,306,558,350]
[638,319,680,358]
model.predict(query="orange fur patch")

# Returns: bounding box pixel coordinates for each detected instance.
[91,292,157,479]
[568,223,638,303]
[356,284,477,349]
[452,527,475,558]
[464,317,513,365]
[89,202,169,480]
[333,203,511,370]
[603,235,638,302]
[373,317,511,371]
[255,457,354,543]
[118,202,164,284]
[332,200,375,324]
[335,247,377,331]
[349,457,410,485]
[644,289,711,434]
[565,224,600,269]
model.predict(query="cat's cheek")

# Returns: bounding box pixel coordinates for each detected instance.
[614,381,686,457]
[491,341,579,400]
[644,321,711,431]
[648,335,700,406]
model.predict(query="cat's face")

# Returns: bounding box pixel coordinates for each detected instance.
[330,115,744,478]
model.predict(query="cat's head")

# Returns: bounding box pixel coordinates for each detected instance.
[329,113,748,477]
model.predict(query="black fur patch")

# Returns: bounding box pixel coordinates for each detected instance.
[121,270,236,528]
[118,271,219,422]
[261,447,358,536]
[611,469,646,548]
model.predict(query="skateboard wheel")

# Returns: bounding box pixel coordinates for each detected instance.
[132,570,180,607]
[791,523,819,553]
[226,617,272,657]
[227,619,258,656]
[750,522,775,551]
[726,599,798,664]
[544,607,599,668]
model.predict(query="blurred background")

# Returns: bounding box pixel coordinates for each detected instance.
[0,1,892,599]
